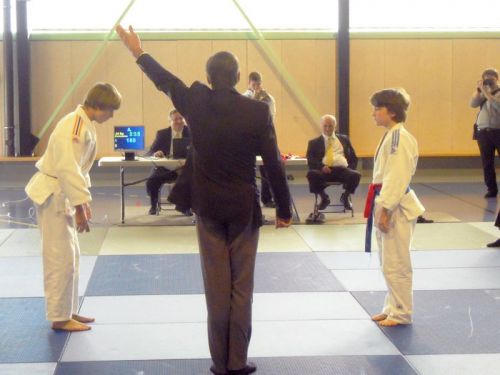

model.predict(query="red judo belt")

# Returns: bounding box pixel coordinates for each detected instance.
[364,183,382,252]
[364,183,382,219]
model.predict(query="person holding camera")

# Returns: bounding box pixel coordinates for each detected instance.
[471,68,500,198]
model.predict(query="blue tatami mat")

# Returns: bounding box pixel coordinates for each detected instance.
[55,356,417,375]
[254,252,345,292]
[86,253,344,296]
[0,298,69,363]
[353,289,500,354]
[85,254,204,296]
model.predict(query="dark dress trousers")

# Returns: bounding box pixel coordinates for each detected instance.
[306,134,361,195]
[136,53,291,373]
[146,126,191,208]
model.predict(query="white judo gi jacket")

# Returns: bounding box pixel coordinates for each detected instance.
[26,105,96,206]
[373,123,424,220]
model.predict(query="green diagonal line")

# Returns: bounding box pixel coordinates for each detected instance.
[231,0,320,129]
[35,0,138,144]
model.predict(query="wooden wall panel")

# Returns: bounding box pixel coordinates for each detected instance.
[102,41,144,156]
[415,40,453,155]
[350,39,385,156]
[176,41,212,89]
[280,40,336,154]
[247,40,284,143]
[30,41,73,154]
[140,40,178,150]
[25,37,498,158]
[315,40,336,122]
[69,41,108,154]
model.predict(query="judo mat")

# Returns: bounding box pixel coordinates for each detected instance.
[0,298,69,363]
[85,254,205,296]
[353,289,500,354]
[54,356,418,375]
[85,252,344,296]
[0,227,108,256]
[3,176,500,375]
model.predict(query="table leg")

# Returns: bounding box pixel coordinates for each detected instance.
[291,196,300,223]
[120,167,125,224]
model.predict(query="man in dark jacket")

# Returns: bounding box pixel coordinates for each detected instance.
[306,114,361,210]
[117,25,291,375]
[146,109,190,214]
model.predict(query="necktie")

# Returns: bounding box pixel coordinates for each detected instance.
[174,131,181,139]
[325,137,334,166]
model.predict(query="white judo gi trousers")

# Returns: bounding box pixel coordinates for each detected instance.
[375,203,415,324]
[36,191,80,322]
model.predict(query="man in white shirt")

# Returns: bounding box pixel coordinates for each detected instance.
[306,115,361,210]
[243,71,277,208]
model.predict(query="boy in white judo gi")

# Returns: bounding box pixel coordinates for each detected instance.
[365,88,424,327]
[26,83,121,331]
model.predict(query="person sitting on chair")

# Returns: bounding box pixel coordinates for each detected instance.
[306,114,361,210]
[146,108,190,215]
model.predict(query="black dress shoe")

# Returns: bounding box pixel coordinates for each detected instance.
[416,215,434,224]
[148,206,158,215]
[484,191,498,198]
[175,205,193,216]
[228,362,257,375]
[487,238,500,248]
[318,196,330,210]
[340,192,353,210]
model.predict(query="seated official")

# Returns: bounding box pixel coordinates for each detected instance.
[167,146,193,215]
[146,109,190,215]
[306,114,361,210]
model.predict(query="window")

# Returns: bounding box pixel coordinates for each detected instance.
[27,0,338,34]
[351,0,500,32]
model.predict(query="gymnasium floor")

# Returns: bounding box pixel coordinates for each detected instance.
[1,166,500,375]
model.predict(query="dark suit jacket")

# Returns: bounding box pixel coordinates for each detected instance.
[147,126,190,157]
[137,54,291,229]
[306,134,358,171]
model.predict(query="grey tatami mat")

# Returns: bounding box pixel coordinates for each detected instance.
[0,228,41,256]
[55,356,417,375]
[0,298,69,363]
[254,252,345,292]
[85,254,205,296]
[353,290,500,354]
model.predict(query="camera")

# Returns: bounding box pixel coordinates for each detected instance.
[483,78,495,87]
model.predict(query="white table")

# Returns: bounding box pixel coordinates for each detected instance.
[98,156,306,223]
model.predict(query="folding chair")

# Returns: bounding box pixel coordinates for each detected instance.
[306,181,354,224]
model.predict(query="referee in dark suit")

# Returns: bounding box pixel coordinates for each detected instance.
[117,25,292,375]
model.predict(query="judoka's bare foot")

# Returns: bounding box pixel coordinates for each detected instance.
[72,314,95,323]
[378,318,400,327]
[51,319,91,332]
[371,313,388,322]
